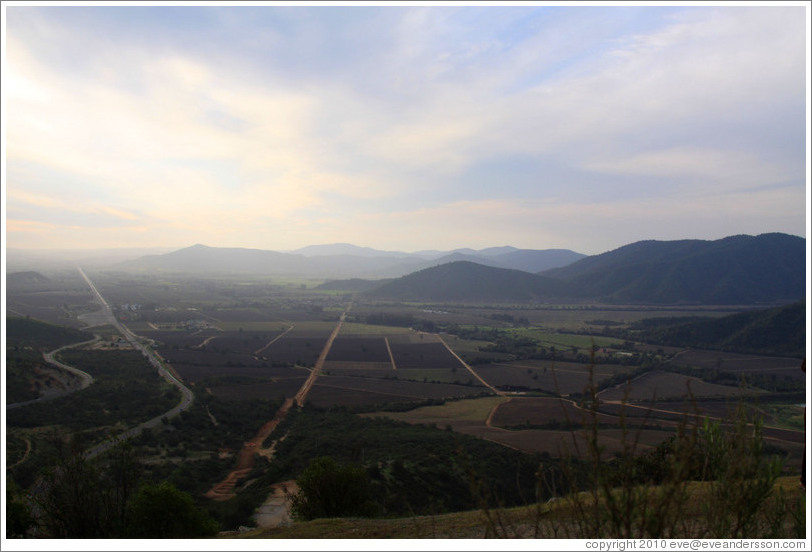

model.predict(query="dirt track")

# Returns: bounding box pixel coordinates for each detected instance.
[205,305,351,507]
[205,398,295,501]
[252,480,298,528]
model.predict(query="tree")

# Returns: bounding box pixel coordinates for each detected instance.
[5,478,35,538]
[125,481,219,538]
[289,456,377,521]
[35,434,112,538]
[104,438,142,535]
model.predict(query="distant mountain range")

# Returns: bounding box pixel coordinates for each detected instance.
[113,243,587,279]
[17,232,803,306]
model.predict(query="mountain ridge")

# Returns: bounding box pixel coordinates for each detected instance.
[326,233,805,306]
[20,232,805,306]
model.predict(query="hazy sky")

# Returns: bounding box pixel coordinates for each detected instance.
[3,2,809,255]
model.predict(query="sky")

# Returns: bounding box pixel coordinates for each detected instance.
[2,1,809,256]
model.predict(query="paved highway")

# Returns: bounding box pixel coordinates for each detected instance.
[76,267,195,458]
[6,337,99,410]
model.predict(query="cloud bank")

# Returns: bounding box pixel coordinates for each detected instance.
[4,4,808,254]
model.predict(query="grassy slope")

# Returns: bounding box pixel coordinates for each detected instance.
[226,476,806,539]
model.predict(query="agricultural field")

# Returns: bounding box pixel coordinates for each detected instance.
[668,349,805,379]
[308,376,488,408]
[417,304,742,331]
[490,397,634,429]
[598,370,761,402]
[8,271,804,448]
[5,270,97,328]
[368,395,506,424]
[473,360,636,395]
[325,336,392,363]
[505,327,625,352]
[367,395,678,457]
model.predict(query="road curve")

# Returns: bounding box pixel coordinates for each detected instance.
[42,339,97,389]
[6,337,99,410]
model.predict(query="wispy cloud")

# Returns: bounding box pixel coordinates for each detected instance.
[4,5,807,253]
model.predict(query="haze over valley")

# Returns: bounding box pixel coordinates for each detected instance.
[3,2,809,544]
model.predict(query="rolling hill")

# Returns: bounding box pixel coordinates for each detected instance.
[6,271,50,285]
[364,261,574,302]
[115,244,312,275]
[399,248,587,275]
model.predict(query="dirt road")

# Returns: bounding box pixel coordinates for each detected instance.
[205,304,352,509]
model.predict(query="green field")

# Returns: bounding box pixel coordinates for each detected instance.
[336,322,413,336]
[367,396,507,423]
[757,402,806,431]
[507,328,625,350]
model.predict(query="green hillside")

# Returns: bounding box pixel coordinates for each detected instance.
[542,233,805,305]
[6,317,91,403]
[6,316,89,351]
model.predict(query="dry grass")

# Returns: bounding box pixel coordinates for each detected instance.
[225,476,805,539]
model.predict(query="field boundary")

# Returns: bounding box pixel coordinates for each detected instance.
[255,325,295,356]
[295,305,351,406]
[436,333,503,396]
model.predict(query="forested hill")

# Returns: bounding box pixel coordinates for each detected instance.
[6,316,89,351]
[540,233,805,305]
[630,302,806,358]
[365,261,574,302]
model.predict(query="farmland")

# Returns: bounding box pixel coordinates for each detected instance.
[5,268,807,534]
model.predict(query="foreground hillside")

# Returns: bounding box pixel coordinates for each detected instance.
[229,476,805,539]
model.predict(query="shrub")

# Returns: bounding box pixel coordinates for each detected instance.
[288,456,377,521]
[530,363,803,538]
[125,481,219,538]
